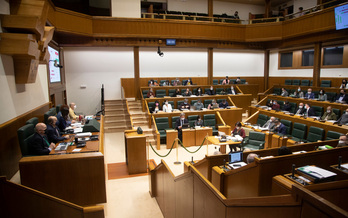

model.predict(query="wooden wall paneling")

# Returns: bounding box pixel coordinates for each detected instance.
[264,50,270,90]
[55,8,93,35]
[134,46,140,100]
[154,164,165,215]
[121,78,135,98]
[313,42,322,87]
[0,102,50,179]
[208,0,213,17]
[208,48,213,85]
[245,22,282,42]
[175,173,194,218]
[163,165,176,218]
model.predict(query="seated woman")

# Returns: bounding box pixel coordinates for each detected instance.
[173,88,181,97]
[147,88,155,98]
[318,89,327,101]
[221,76,230,85]
[151,100,161,113]
[271,100,281,111]
[56,105,73,132]
[207,99,219,109]
[162,100,172,112]
[290,87,304,98]
[230,122,246,152]
[196,87,203,96]
[194,115,203,127]
[149,80,158,87]
[183,88,192,96]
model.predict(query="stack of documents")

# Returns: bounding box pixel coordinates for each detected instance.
[297,165,336,183]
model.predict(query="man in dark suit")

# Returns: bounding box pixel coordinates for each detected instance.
[305,103,316,117]
[304,88,315,99]
[336,89,348,103]
[46,116,69,143]
[175,113,189,142]
[29,123,55,155]
[272,120,287,135]
[295,102,306,115]
[207,86,215,95]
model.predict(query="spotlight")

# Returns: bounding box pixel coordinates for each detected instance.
[49,59,63,68]
[157,46,164,57]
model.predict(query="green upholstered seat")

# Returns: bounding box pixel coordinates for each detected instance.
[332,108,341,118]
[213,79,219,85]
[148,102,155,111]
[277,100,284,107]
[159,80,166,86]
[273,88,281,95]
[156,89,166,97]
[280,119,292,135]
[290,122,307,142]
[241,79,246,84]
[216,99,226,104]
[44,108,56,124]
[56,104,62,114]
[142,90,149,98]
[182,80,188,85]
[325,131,344,141]
[204,99,212,108]
[285,79,292,85]
[204,88,211,94]
[313,91,319,98]
[242,131,265,150]
[188,115,198,127]
[301,80,309,86]
[203,114,218,135]
[306,126,324,142]
[292,80,300,86]
[172,116,180,129]
[216,88,225,94]
[26,117,38,127]
[181,89,187,94]
[155,117,172,143]
[326,92,337,102]
[230,79,236,84]
[289,102,297,114]
[257,114,268,126]
[219,79,224,84]
[191,100,198,105]
[192,88,198,95]
[320,80,331,87]
[168,89,175,97]
[177,101,184,109]
[311,106,323,117]
[17,124,35,156]
[310,80,313,86]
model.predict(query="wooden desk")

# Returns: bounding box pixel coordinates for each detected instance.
[50,133,100,155]
[166,129,178,149]
[125,131,147,174]
[207,136,241,154]
[196,127,213,146]
[182,127,213,147]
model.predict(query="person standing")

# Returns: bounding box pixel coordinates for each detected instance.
[175,113,189,142]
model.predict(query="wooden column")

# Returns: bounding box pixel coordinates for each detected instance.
[134,46,140,100]
[208,0,213,17]
[208,48,213,85]
[265,0,271,18]
[313,42,322,87]
[264,50,270,91]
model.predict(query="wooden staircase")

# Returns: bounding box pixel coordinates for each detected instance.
[104,100,132,133]
[127,99,157,146]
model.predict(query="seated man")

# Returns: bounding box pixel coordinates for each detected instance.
[228,85,236,95]
[207,86,215,95]
[193,99,204,110]
[271,100,281,111]
[280,88,288,97]
[262,116,276,130]
[234,77,241,84]
[295,102,306,115]
[304,88,315,99]
[56,105,73,132]
[175,113,189,142]
[179,99,191,111]
[337,135,348,147]
[304,103,315,117]
[336,89,348,103]
[183,88,192,96]
[321,106,337,121]
[282,101,291,112]
[219,99,229,109]
[337,108,348,125]
[69,102,78,120]
[29,123,55,155]
[246,153,259,164]
[272,119,287,135]
[46,116,70,143]
[278,146,292,156]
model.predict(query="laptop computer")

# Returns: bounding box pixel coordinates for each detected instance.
[228,151,247,169]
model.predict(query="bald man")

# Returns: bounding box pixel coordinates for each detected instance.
[29,123,55,155]
[46,116,69,143]
[69,102,77,120]
[246,153,259,164]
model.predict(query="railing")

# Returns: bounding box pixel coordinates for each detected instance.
[125,100,134,129]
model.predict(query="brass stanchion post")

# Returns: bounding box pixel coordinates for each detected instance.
[206,134,209,155]
[174,138,181,165]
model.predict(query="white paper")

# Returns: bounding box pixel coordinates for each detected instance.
[72,149,82,152]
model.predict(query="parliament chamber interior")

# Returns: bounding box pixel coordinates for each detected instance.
[1,0,348,217]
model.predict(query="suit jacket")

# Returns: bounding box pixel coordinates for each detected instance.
[336,94,348,102]
[29,132,51,155]
[175,118,189,130]
[207,89,215,95]
[46,124,66,143]
[295,107,306,115]
[183,91,192,96]
[281,90,288,97]
[273,123,287,135]
[228,89,236,95]
[262,120,275,130]
[337,114,348,125]
[321,112,337,121]
[305,92,315,99]
[179,103,190,110]
[306,107,316,117]
[282,104,291,112]
[56,112,68,132]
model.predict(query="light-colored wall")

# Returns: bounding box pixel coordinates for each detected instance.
[139,47,208,78]
[214,1,265,21]
[294,0,317,12]
[214,49,264,77]
[64,47,134,115]
[0,1,49,125]
[168,0,208,14]
[111,0,141,18]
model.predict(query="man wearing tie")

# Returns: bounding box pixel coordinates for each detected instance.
[295,103,306,115]
[175,113,189,142]
[305,103,316,117]
[29,123,55,155]
[46,116,69,143]
[305,88,315,99]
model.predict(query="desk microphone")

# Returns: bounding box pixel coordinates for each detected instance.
[291,164,295,178]
[191,156,194,164]
[338,156,342,169]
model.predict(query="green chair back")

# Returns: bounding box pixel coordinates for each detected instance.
[188,115,198,127]
[311,106,323,117]
[289,102,297,113]
[191,100,198,105]
[17,124,35,156]
[204,88,211,94]
[291,122,307,141]
[332,108,341,118]
[168,89,175,97]
[148,102,155,111]
[273,88,281,95]
[285,79,292,85]
[204,99,212,108]
[257,114,269,126]
[26,117,38,127]
[230,79,236,84]
[301,80,309,86]
[320,80,331,87]
[44,108,56,124]
[56,104,62,114]
[241,79,246,84]
[213,79,218,85]
[292,80,300,86]
[216,88,225,94]
[177,101,184,109]
[155,117,170,139]
[142,90,149,98]
[172,116,180,128]
[280,119,292,135]
[325,131,344,140]
[244,131,265,150]
[306,126,324,142]
[156,89,166,97]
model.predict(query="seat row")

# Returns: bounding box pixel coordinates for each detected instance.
[143,87,237,98]
[256,113,343,143]
[284,79,331,87]
[148,78,246,87]
[273,88,337,102]
[148,99,228,111]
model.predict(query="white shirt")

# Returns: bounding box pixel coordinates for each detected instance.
[163,103,172,112]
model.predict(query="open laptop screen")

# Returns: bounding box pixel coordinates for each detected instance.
[229,151,243,164]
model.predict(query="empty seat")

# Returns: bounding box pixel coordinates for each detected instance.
[142,90,149,98]
[192,88,198,95]
[188,115,198,127]
[320,80,331,87]
[306,126,324,142]
[168,89,175,97]
[148,102,155,111]
[241,79,246,84]
[26,117,38,126]
[213,79,218,85]
[215,88,225,94]
[280,119,292,135]
[216,99,226,104]
[204,88,211,94]
[292,80,300,86]
[219,79,224,84]
[290,122,307,142]
[326,92,337,102]
[156,89,166,97]
[325,131,344,140]
[273,88,281,95]
[156,117,172,143]
[230,79,236,84]
[242,132,265,150]
[177,100,184,109]
[17,124,35,156]
[285,79,292,85]
[257,114,269,126]
[301,80,310,86]
[172,116,179,129]
[289,102,297,114]
[311,106,323,117]
[159,80,166,86]
[203,114,218,135]
[332,108,341,118]
[204,99,212,108]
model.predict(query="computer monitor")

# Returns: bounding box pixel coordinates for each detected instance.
[229,151,243,164]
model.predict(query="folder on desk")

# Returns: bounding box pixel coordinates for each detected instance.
[297,165,336,183]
